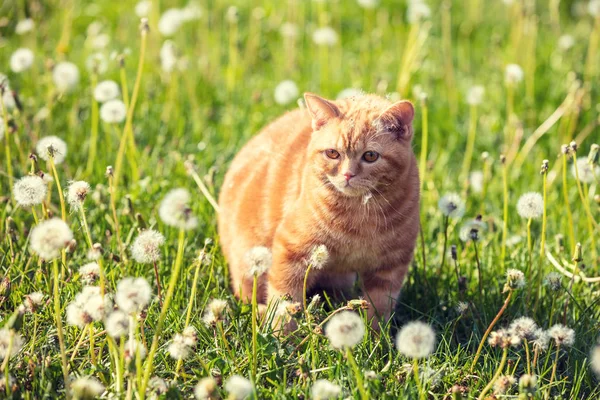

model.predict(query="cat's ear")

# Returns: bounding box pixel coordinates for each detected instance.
[376,100,415,140]
[304,93,340,131]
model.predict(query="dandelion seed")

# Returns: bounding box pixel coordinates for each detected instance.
[558,34,575,51]
[160,40,179,73]
[24,292,45,313]
[14,175,47,207]
[459,218,486,242]
[396,321,436,359]
[158,8,184,36]
[224,375,253,400]
[135,0,152,17]
[466,85,485,106]
[66,286,111,327]
[407,1,431,23]
[115,277,152,314]
[312,27,338,46]
[86,52,108,74]
[245,246,272,276]
[325,311,365,350]
[308,244,329,269]
[87,243,103,261]
[131,229,165,264]
[158,188,198,230]
[311,379,342,400]
[505,63,524,84]
[519,374,537,395]
[124,339,147,361]
[274,80,299,105]
[337,88,364,100]
[168,333,192,360]
[516,192,543,219]
[589,0,600,16]
[30,218,73,260]
[105,310,130,338]
[493,375,515,395]
[79,262,101,285]
[2,90,16,111]
[197,249,213,266]
[469,170,484,193]
[456,301,468,315]
[194,377,217,400]
[488,329,521,348]
[10,48,34,73]
[93,80,120,103]
[504,269,526,291]
[543,272,562,291]
[202,299,228,326]
[590,344,600,377]
[548,324,575,347]
[66,180,91,208]
[572,157,600,183]
[509,317,538,341]
[438,192,465,218]
[0,329,24,360]
[70,376,105,400]
[308,294,322,313]
[52,62,80,92]
[531,329,550,352]
[15,19,35,35]
[280,22,298,39]
[36,136,68,164]
[100,99,127,124]
[148,376,168,395]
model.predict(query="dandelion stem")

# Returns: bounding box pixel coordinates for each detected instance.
[2,331,14,396]
[460,104,478,186]
[524,339,531,375]
[49,157,66,221]
[78,205,106,296]
[140,229,185,398]
[153,261,163,307]
[473,240,483,298]
[346,348,369,400]
[477,347,508,400]
[189,167,221,213]
[572,153,598,265]
[174,261,202,378]
[0,91,13,199]
[470,290,513,372]
[418,98,429,193]
[302,264,313,315]
[68,324,89,363]
[561,153,576,253]
[251,273,259,382]
[526,218,533,277]
[546,343,562,400]
[500,158,509,268]
[52,258,70,399]
[412,357,425,400]
[108,173,125,261]
[86,73,99,176]
[440,216,449,271]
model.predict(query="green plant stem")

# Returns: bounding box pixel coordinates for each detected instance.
[0,92,13,198]
[78,205,106,295]
[419,99,429,193]
[2,330,14,396]
[174,261,202,378]
[561,153,576,253]
[251,273,259,382]
[470,290,513,372]
[500,160,508,268]
[49,157,66,221]
[461,105,478,185]
[346,348,369,400]
[412,357,424,400]
[139,228,185,398]
[524,339,531,375]
[440,216,449,272]
[53,259,70,399]
[546,343,562,400]
[572,153,598,264]
[526,218,533,277]
[477,347,508,400]
[86,73,99,176]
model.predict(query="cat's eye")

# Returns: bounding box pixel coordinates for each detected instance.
[362,151,379,163]
[325,149,340,159]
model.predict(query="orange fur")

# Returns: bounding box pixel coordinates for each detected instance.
[218,93,420,326]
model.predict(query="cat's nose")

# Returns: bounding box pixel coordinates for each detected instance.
[344,172,355,181]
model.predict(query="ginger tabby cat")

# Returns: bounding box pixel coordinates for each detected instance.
[218,92,420,327]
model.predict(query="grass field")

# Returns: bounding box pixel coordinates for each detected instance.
[1,0,600,398]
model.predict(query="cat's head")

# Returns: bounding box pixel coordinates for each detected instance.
[304,92,415,198]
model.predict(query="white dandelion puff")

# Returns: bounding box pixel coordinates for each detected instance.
[505,63,524,85]
[311,379,342,400]
[280,22,299,39]
[516,192,543,219]
[589,0,600,16]
[158,188,198,230]
[70,376,105,400]
[30,218,73,260]
[438,192,466,218]
[224,375,253,400]
[15,19,35,35]
[493,375,516,395]
[124,339,147,360]
[274,80,299,105]
[115,277,152,314]
[86,52,108,74]
[543,272,562,291]
[572,157,600,183]
[36,136,68,164]
[202,298,228,325]
[23,292,45,313]
[158,8,185,36]
[100,99,127,124]
[558,34,575,51]
[194,377,217,400]
[66,180,91,208]
[135,0,152,17]
[52,62,80,92]
[466,85,485,106]
[505,269,526,291]
[509,317,539,341]
[0,329,24,361]
[548,324,575,347]
[131,229,165,264]
[459,218,486,242]
[312,27,338,46]
[325,311,365,350]
[168,333,193,360]
[308,244,329,269]
[79,262,101,285]
[10,48,34,73]
[357,0,379,9]
[13,175,47,207]
[245,246,272,276]
[93,80,120,103]
[469,170,484,193]
[590,344,600,377]
[66,286,111,328]
[396,321,436,359]
[407,1,431,23]
[105,310,130,338]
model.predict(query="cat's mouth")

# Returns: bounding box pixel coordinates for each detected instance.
[329,178,370,197]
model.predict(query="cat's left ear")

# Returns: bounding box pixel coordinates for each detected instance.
[376,100,415,141]
[304,93,340,131]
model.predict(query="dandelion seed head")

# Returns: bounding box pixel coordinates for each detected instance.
[79,262,101,285]
[30,218,73,260]
[105,310,129,338]
[194,377,217,400]
[160,40,179,73]
[488,329,521,348]
[407,1,431,23]
[70,376,105,400]
[224,375,253,400]
[131,229,165,264]
[438,193,466,218]
[0,374,14,392]
[124,339,147,360]
[589,0,600,16]
[469,170,484,193]
[505,269,526,291]
[312,27,338,46]
[93,80,120,103]
[396,321,436,359]
[325,311,365,350]
[135,0,152,17]
[357,0,379,8]
[509,317,539,341]
[67,286,111,327]
[308,244,329,269]
[456,301,468,315]
[15,19,35,35]
[516,192,543,219]
[0,329,24,360]
[86,52,108,74]
[202,299,228,326]
[590,344,600,377]
[459,218,486,242]
[519,374,537,395]
[52,62,80,92]
[548,324,575,347]
[572,157,600,183]
[531,329,550,352]
[66,180,91,207]
[158,188,198,230]
[14,175,47,207]
[245,246,272,276]
[87,244,103,261]
[115,277,152,314]
[558,34,575,50]
[274,80,299,105]
[493,375,516,395]
[505,63,524,84]
[10,48,34,73]
[543,272,562,291]
[24,292,45,313]
[100,99,127,124]
[168,333,192,360]
[311,379,342,400]
[466,85,485,106]
[36,136,68,164]
[158,8,185,36]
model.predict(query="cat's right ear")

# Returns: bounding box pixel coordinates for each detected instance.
[304,93,340,131]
